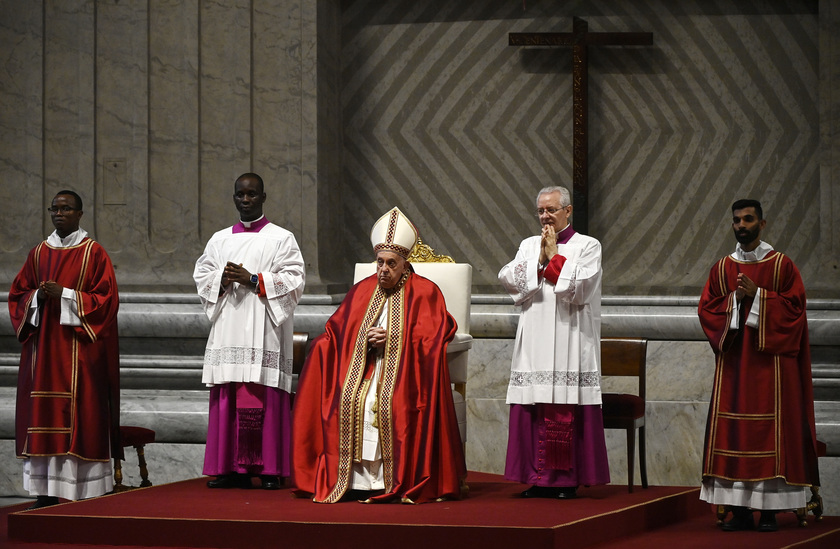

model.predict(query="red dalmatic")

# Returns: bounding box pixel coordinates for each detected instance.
[9,239,121,462]
[292,273,466,503]
[698,251,819,486]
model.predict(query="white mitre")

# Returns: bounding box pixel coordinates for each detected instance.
[370,207,418,259]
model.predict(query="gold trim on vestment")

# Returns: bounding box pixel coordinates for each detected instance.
[321,276,409,503]
[77,241,98,342]
[716,412,774,420]
[353,378,372,463]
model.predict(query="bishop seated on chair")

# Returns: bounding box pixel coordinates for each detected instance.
[292,207,467,504]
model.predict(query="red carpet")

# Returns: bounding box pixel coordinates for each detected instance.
[3,472,839,549]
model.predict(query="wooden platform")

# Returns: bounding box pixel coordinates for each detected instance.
[4,472,839,549]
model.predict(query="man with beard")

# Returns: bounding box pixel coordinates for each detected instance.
[194,173,305,490]
[9,190,121,508]
[498,186,610,500]
[292,207,466,504]
[698,199,820,532]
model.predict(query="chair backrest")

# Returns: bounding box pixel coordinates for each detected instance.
[600,338,647,399]
[353,262,472,334]
[292,332,310,375]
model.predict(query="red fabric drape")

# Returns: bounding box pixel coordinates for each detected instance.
[698,252,819,486]
[292,274,466,503]
[9,239,121,462]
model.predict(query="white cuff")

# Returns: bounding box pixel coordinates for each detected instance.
[60,287,82,326]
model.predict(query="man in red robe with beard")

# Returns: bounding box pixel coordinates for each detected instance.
[293,207,466,503]
[9,190,121,509]
[698,199,820,532]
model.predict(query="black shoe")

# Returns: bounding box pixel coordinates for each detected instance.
[557,487,578,499]
[722,506,755,531]
[757,511,778,532]
[26,496,59,510]
[260,475,281,490]
[520,485,560,498]
[207,474,251,489]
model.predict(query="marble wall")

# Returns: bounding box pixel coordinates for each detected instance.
[1,0,838,297]
[0,0,338,292]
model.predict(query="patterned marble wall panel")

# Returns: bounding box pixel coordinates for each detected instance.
[312,0,345,286]
[198,0,253,245]
[0,1,43,274]
[148,0,201,267]
[95,0,149,261]
[820,0,840,276]
[0,440,24,497]
[252,1,304,235]
[643,340,714,402]
[339,0,825,295]
[43,1,96,247]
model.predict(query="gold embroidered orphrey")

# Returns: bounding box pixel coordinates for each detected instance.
[321,280,407,503]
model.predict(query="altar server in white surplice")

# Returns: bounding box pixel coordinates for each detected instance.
[498,185,610,500]
[194,172,305,490]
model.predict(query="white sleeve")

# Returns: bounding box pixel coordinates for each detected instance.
[59,286,82,327]
[27,291,41,327]
[554,238,602,305]
[193,238,228,323]
[498,238,541,306]
[745,288,762,329]
[262,234,306,327]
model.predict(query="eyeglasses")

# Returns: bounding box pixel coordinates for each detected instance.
[47,206,79,214]
[535,206,568,216]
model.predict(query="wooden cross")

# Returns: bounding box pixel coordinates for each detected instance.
[510,17,652,235]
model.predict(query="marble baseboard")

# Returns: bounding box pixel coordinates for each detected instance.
[0,439,206,497]
[118,442,206,490]
[463,398,840,515]
[0,440,21,497]
[464,397,709,485]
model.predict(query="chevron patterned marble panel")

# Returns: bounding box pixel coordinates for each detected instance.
[339,0,821,295]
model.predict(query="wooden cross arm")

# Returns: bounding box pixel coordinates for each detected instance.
[509,32,653,47]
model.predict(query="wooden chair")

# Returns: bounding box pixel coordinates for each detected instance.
[795,440,826,525]
[292,332,310,377]
[290,331,310,400]
[601,338,648,493]
[113,425,155,492]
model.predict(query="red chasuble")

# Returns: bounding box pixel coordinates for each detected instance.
[698,251,819,486]
[292,273,466,503]
[9,238,121,462]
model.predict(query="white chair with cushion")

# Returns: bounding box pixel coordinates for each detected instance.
[353,239,472,442]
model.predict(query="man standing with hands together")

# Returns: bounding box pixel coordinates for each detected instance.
[194,173,305,490]
[698,199,820,532]
[499,185,610,500]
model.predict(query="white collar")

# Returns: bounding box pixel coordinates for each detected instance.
[732,240,774,262]
[46,228,88,248]
[240,215,265,228]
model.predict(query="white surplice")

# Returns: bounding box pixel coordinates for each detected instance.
[498,232,602,406]
[194,222,305,392]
